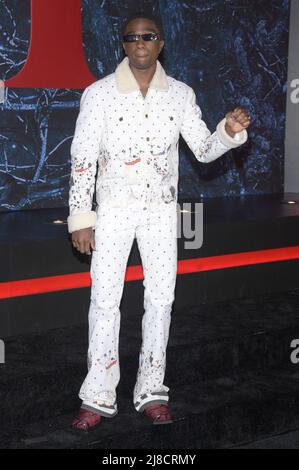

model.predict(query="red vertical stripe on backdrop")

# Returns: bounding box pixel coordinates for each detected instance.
[5,0,96,88]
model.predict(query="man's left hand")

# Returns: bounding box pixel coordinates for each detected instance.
[225,107,251,137]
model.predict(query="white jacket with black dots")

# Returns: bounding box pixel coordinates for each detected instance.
[67,56,248,233]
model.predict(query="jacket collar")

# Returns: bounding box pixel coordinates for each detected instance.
[115,56,169,93]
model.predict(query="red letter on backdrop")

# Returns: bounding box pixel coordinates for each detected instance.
[5,0,96,88]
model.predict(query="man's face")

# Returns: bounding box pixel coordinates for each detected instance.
[122,18,164,70]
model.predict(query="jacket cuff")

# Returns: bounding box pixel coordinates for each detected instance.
[67,211,97,233]
[216,118,248,148]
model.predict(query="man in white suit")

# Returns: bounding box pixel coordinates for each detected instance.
[68,12,250,430]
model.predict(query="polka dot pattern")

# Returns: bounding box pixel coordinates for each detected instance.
[78,202,178,414]
[70,57,247,414]
[68,60,238,226]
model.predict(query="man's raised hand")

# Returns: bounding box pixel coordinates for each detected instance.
[225,107,251,137]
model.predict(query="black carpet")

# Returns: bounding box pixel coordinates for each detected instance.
[1,288,299,449]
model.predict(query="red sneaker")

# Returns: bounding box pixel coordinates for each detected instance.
[72,408,102,430]
[144,403,173,425]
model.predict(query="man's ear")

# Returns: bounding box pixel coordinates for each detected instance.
[159,40,165,53]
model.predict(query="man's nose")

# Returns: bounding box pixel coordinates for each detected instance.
[136,36,146,45]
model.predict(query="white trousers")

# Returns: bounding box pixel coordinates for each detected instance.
[79,200,178,417]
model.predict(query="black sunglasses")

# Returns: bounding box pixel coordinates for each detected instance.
[122,33,160,43]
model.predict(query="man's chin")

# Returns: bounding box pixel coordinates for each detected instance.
[131,57,153,69]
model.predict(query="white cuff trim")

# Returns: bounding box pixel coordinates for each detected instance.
[67,211,97,233]
[216,118,248,148]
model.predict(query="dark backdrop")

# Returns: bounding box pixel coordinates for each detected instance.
[0,0,290,212]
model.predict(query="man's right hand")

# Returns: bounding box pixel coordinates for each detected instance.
[71,227,96,255]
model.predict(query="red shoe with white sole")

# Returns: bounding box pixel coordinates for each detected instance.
[144,403,173,425]
[72,408,102,430]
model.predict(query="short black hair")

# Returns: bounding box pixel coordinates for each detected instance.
[122,11,164,39]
